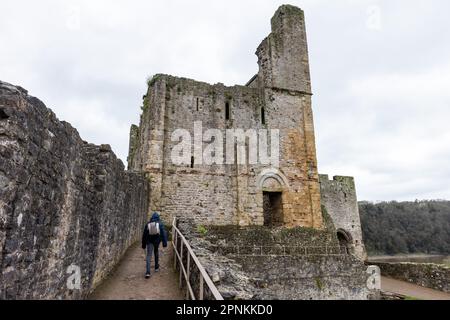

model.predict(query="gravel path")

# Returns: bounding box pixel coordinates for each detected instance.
[90,242,184,300]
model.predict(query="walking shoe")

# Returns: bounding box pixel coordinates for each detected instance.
[155,268,159,273]
[145,273,151,279]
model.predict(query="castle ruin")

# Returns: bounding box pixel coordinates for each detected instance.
[128,5,365,260]
[0,4,374,300]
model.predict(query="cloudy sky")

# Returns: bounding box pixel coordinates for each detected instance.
[1,0,449,201]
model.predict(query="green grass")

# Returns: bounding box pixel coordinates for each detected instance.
[404,296,421,300]
[197,225,208,236]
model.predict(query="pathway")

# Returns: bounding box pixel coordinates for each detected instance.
[90,242,184,300]
[381,276,450,300]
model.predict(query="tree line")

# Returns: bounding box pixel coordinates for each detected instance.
[359,200,450,255]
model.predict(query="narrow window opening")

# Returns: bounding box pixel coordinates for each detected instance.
[196,98,199,111]
[261,107,266,125]
[225,101,230,120]
[0,108,9,120]
[190,156,194,168]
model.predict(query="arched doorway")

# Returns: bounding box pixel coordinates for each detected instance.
[337,229,353,254]
[263,191,283,227]
[257,169,290,227]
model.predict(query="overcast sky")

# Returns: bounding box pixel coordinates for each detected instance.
[1,0,449,201]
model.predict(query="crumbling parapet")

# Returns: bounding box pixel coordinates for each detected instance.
[257,5,311,94]
[127,124,139,170]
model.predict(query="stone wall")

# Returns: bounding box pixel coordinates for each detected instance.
[129,4,323,229]
[0,81,149,299]
[234,255,371,300]
[320,175,366,260]
[176,218,377,300]
[376,262,450,293]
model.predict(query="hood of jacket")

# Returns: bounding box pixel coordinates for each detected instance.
[150,212,160,223]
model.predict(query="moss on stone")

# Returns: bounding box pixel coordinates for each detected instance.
[141,95,150,113]
[315,277,324,291]
[145,174,155,184]
[197,225,208,237]
[147,74,162,87]
[205,223,338,248]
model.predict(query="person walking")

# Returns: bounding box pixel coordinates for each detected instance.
[142,212,168,278]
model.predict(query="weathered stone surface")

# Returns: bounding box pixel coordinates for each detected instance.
[375,262,450,293]
[0,4,370,301]
[256,5,312,93]
[129,5,323,229]
[320,175,366,260]
[0,81,149,299]
[129,4,370,299]
[177,218,376,300]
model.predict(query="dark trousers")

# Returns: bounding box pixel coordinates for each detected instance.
[146,242,159,274]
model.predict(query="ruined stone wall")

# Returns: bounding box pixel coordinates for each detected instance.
[375,262,450,293]
[319,175,366,260]
[130,75,262,226]
[235,255,371,300]
[255,5,322,228]
[129,4,323,229]
[0,81,149,299]
[176,219,376,300]
[256,5,311,93]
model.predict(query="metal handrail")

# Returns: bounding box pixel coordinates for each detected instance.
[172,217,223,300]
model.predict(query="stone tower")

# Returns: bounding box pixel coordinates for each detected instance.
[128,5,324,229]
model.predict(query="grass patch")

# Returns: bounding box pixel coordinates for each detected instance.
[197,225,208,237]
[404,296,421,300]
[315,277,324,291]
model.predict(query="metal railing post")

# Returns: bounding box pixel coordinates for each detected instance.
[179,240,184,289]
[186,254,191,299]
[199,274,204,300]
[173,230,177,270]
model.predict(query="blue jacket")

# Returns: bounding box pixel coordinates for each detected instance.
[142,212,168,249]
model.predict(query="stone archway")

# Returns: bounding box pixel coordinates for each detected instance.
[257,168,290,191]
[257,169,289,227]
[337,229,353,254]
